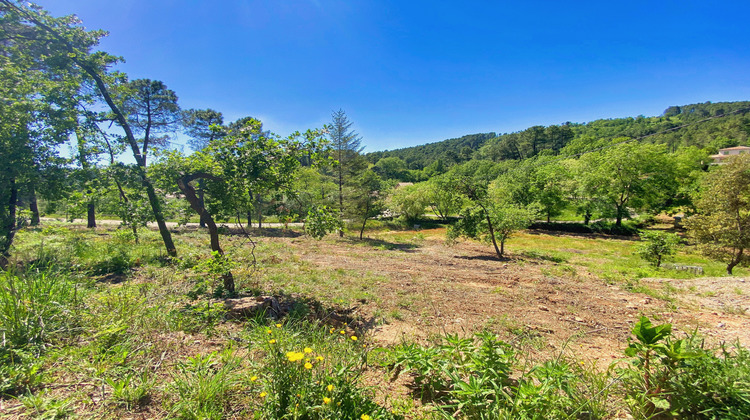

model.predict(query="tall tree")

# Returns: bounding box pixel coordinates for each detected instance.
[329,109,365,236]
[0,2,80,265]
[0,0,178,256]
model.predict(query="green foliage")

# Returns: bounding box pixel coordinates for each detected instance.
[167,349,242,419]
[636,231,680,268]
[390,332,608,419]
[686,154,750,275]
[387,184,430,223]
[247,321,395,420]
[305,206,345,239]
[0,268,81,349]
[621,316,750,419]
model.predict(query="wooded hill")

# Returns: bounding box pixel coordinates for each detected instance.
[366,101,750,170]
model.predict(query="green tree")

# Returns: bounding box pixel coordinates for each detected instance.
[387,184,429,224]
[636,231,680,268]
[183,108,226,151]
[1,0,178,256]
[447,178,538,258]
[329,109,365,236]
[0,2,82,265]
[351,169,389,239]
[685,155,750,275]
[578,141,676,226]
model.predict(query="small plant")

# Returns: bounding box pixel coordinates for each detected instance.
[246,321,395,420]
[621,316,750,419]
[106,371,154,410]
[636,230,681,268]
[167,349,242,419]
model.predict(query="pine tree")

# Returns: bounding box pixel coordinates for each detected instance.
[329,109,365,236]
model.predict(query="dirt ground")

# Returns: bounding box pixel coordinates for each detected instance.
[280,230,750,364]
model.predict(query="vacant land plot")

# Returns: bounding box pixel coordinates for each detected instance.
[2,223,748,418]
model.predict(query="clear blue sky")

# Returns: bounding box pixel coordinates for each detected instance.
[38,0,750,152]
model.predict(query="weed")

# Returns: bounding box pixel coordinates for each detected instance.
[167,349,243,419]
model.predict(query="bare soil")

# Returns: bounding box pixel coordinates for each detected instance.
[281,229,750,363]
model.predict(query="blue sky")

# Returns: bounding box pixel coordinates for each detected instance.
[38,0,750,152]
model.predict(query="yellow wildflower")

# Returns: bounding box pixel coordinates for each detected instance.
[304,362,313,369]
[350,335,358,341]
[327,384,334,392]
[340,330,345,335]
[266,329,272,334]
[316,356,324,361]
[251,376,258,382]
[260,392,267,398]
[304,347,313,353]
[323,397,331,404]
[276,323,282,328]
[269,339,276,344]
[286,351,304,362]
[361,415,371,420]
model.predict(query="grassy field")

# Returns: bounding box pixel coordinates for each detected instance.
[1,221,748,419]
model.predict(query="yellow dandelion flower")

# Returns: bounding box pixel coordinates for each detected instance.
[269,339,276,344]
[276,323,282,328]
[316,356,324,361]
[330,328,335,333]
[340,330,345,335]
[350,335,358,341]
[260,392,267,398]
[251,376,258,382]
[286,351,304,362]
[266,329,272,334]
[323,397,331,404]
[361,414,371,420]
[304,362,313,369]
[327,384,334,392]
[304,347,313,353]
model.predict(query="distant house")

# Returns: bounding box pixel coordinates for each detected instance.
[709,146,750,164]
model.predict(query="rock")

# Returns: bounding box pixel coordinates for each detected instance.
[224,296,285,320]
[538,305,550,312]
[574,316,584,322]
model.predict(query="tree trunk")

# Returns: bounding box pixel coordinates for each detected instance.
[584,211,591,225]
[484,212,503,259]
[359,199,371,240]
[246,211,252,229]
[727,248,744,275]
[615,205,623,226]
[546,211,551,223]
[177,173,235,293]
[198,181,207,228]
[338,159,344,238]
[1,179,18,269]
[87,202,96,228]
[143,179,176,256]
[29,188,40,226]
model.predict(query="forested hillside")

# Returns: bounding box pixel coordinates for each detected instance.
[367,101,750,170]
